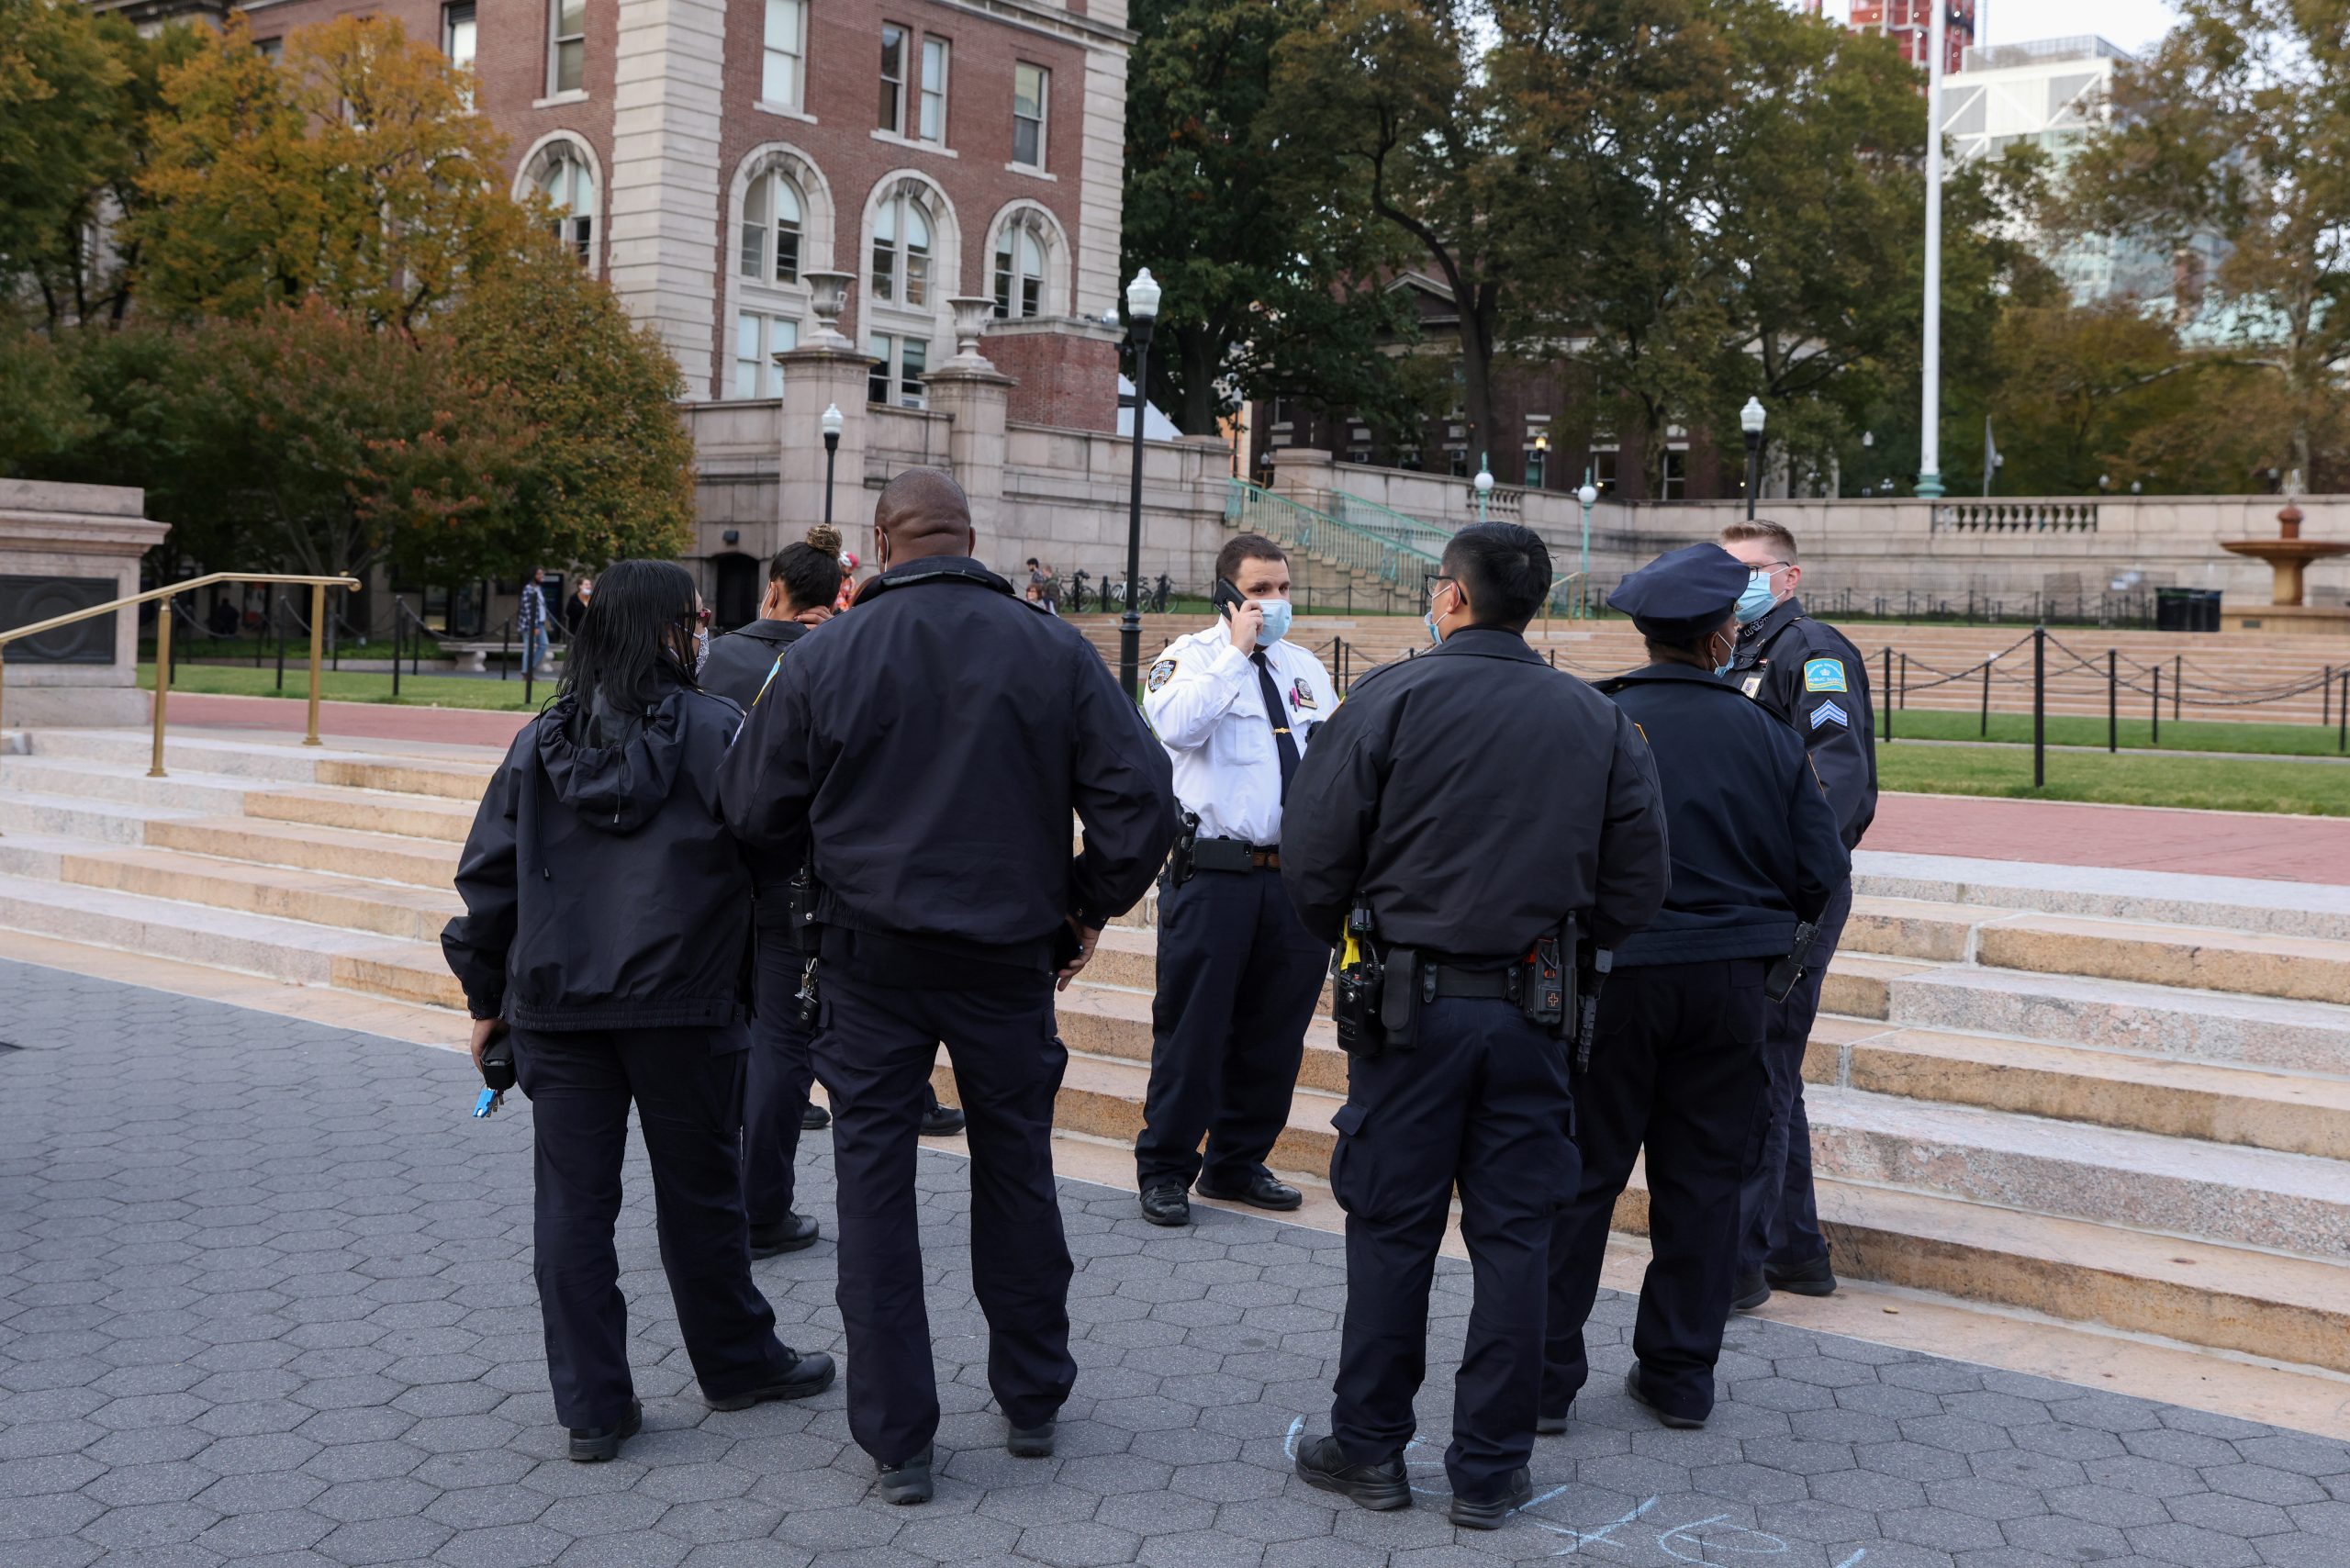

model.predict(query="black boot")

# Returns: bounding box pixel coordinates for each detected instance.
[1765,1252,1838,1297]
[567,1398,642,1463]
[1449,1467,1533,1530]
[876,1445,934,1505]
[704,1351,836,1411]
[1293,1435,1409,1511]
[1139,1184,1191,1227]
[748,1212,821,1258]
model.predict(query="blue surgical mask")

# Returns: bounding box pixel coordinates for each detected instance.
[1735,572,1777,624]
[1253,599,1292,646]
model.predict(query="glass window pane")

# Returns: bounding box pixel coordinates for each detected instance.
[1022,275,1039,317]
[1015,64,1043,119]
[556,38,584,92]
[775,222,800,283]
[876,198,895,244]
[867,334,891,404]
[1013,117,1039,168]
[920,39,947,141]
[871,241,894,301]
[900,338,926,406]
[775,179,800,225]
[1020,229,1042,274]
[905,250,927,308]
[905,206,930,249]
[993,241,1013,319]
[558,0,585,36]
[736,314,762,399]
[773,319,798,353]
[878,26,903,130]
[740,220,764,278]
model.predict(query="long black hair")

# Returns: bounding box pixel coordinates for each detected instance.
[558,558,699,714]
[769,523,845,613]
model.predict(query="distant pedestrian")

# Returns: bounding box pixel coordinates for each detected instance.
[442,559,834,1466]
[563,576,593,640]
[519,567,552,675]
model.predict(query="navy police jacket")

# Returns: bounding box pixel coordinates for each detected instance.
[1596,662,1849,969]
[701,617,808,711]
[1281,627,1672,957]
[442,674,755,1031]
[719,557,1177,970]
[1729,597,1876,849]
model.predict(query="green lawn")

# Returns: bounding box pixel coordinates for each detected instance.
[1875,741,2350,817]
[141,662,548,711]
[1883,707,2348,757]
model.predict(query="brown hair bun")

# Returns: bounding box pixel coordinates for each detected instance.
[805,523,843,556]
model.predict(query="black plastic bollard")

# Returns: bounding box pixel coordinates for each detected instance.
[2152,664,2161,745]
[1981,658,1991,737]
[2107,649,2117,754]
[2032,625,2047,789]
[1882,646,1894,743]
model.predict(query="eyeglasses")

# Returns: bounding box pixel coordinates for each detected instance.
[1423,575,1457,609]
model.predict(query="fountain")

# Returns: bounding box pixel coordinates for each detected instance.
[2220,495,2350,634]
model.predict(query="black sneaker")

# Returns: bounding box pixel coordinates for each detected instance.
[1008,1418,1055,1458]
[1731,1269,1771,1311]
[1294,1434,1410,1511]
[1534,1410,1570,1435]
[1765,1253,1838,1297]
[1139,1184,1191,1227]
[567,1398,642,1463]
[1193,1171,1304,1211]
[704,1351,836,1411]
[800,1103,832,1131]
[1624,1365,1706,1430]
[1449,1467,1533,1530]
[920,1102,967,1137]
[876,1445,934,1505]
[748,1212,820,1258]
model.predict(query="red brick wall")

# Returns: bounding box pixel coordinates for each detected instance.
[987,330,1116,431]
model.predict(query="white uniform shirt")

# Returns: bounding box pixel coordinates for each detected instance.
[1142,623,1339,846]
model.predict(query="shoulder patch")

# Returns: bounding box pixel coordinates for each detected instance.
[1809,700,1850,731]
[1147,658,1179,693]
[1803,658,1847,693]
[1740,674,1763,700]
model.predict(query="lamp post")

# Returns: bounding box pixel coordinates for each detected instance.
[1916,0,1950,498]
[1473,455,1494,525]
[1740,397,1767,521]
[1576,473,1598,618]
[1532,431,1550,488]
[1119,268,1161,697]
[820,402,843,528]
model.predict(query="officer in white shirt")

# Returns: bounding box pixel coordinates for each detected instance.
[1134,534,1340,1226]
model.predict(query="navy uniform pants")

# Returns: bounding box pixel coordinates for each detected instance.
[1135,865,1327,1192]
[817,965,1075,1465]
[1737,879,1852,1275]
[512,1025,797,1430]
[1327,997,1575,1503]
[1545,959,1768,1425]
[743,924,813,1229]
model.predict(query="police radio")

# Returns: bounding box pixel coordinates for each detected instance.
[1330,903,1384,1058]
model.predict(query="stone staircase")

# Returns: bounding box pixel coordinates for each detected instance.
[5,725,2350,1382]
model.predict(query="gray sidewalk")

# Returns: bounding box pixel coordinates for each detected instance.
[1,959,2344,1568]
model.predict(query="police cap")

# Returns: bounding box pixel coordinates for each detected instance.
[1607,543,1749,642]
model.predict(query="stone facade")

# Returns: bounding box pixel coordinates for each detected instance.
[0,481,170,727]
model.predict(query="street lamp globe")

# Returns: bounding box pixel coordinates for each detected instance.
[1472,467,1494,495]
[1740,397,1767,439]
[1576,482,1598,509]
[821,403,844,441]
[1125,268,1162,322]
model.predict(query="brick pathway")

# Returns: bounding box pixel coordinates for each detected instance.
[173,694,532,748]
[6,961,2345,1568]
[1866,792,2350,886]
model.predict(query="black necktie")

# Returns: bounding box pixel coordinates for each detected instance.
[1252,650,1301,804]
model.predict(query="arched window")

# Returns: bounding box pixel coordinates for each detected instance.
[739,169,803,285]
[536,147,596,263]
[993,217,1048,319]
[871,192,931,308]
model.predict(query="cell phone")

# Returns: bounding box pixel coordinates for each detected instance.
[1211,578,1247,620]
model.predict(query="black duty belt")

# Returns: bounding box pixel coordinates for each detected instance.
[1424,963,1521,1002]
[1193,836,1281,873]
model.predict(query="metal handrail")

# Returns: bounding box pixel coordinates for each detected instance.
[0,571,360,778]
[1320,490,1456,557]
[1224,480,1443,595]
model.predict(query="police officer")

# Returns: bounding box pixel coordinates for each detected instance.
[1719,521,1876,1308]
[443,560,834,1465]
[720,470,1176,1505]
[1281,524,1670,1529]
[1543,543,1848,1433]
[705,529,966,1159]
[1133,533,1338,1226]
[701,528,844,1259]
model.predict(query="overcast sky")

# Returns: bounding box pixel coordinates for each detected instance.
[1816,0,2184,56]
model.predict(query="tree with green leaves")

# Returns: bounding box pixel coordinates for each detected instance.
[1120,0,1418,436]
[2065,0,2350,487]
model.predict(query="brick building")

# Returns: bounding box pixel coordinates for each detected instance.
[173,0,1133,431]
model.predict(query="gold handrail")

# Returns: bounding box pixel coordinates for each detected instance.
[0,571,361,778]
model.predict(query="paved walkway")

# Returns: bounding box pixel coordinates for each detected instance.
[4,962,2347,1568]
[1867,792,2350,886]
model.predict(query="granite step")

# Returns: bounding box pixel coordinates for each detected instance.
[1609,1174,2350,1376]
[22,727,499,798]
[0,755,258,815]
[0,872,416,987]
[243,785,479,844]
[1854,851,2350,944]
[55,846,462,945]
[1806,1026,2350,1161]
[1886,966,2350,1075]
[141,816,462,890]
[0,790,200,846]
[1804,1084,2350,1260]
